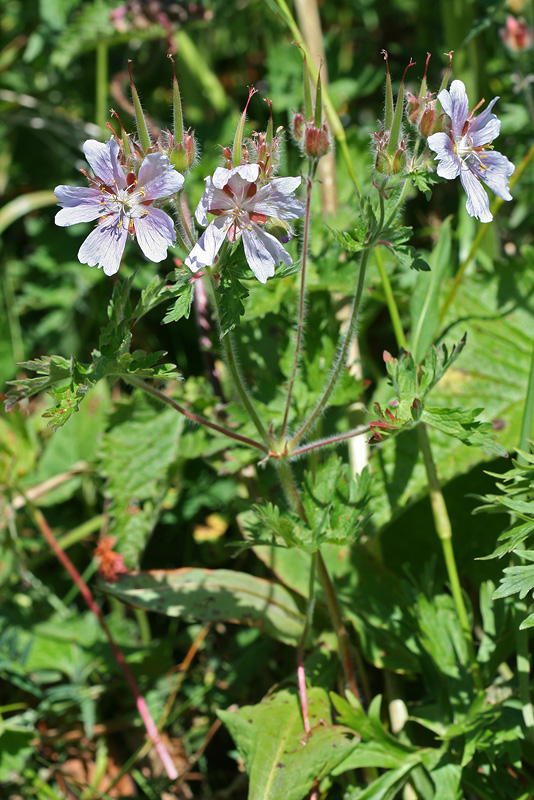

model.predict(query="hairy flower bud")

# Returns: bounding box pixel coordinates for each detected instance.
[292,112,305,146]
[303,123,330,159]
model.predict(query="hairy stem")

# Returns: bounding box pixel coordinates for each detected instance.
[281,166,315,439]
[276,461,360,700]
[126,375,268,454]
[290,425,370,458]
[30,504,178,780]
[289,248,370,447]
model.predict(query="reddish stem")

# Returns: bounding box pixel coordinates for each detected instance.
[32,506,178,781]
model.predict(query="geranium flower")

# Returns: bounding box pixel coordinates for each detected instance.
[55,138,184,275]
[427,80,514,222]
[185,163,305,283]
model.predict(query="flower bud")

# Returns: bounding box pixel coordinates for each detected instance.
[418,104,444,137]
[405,91,422,125]
[169,132,196,172]
[500,14,533,52]
[265,217,291,243]
[292,112,306,146]
[304,122,331,159]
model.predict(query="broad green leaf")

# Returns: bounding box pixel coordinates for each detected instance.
[102,568,306,646]
[98,401,184,568]
[493,564,534,601]
[410,217,452,363]
[218,687,356,800]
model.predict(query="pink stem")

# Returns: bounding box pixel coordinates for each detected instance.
[297,654,311,736]
[33,506,178,781]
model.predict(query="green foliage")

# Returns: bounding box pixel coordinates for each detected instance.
[246,456,370,552]
[102,568,305,646]
[219,687,356,800]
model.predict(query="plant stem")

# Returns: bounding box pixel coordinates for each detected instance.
[290,425,370,458]
[378,234,482,690]
[417,424,482,691]
[281,165,315,439]
[209,280,272,446]
[289,248,370,447]
[273,0,361,198]
[439,141,534,323]
[95,42,108,135]
[276,461,361,700]
[297,550,317,735]
[29,504,178,780]
[374,247,406,348]
[126,375,268,454]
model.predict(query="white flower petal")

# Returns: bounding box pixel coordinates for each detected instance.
[242,223,291,283]
[447,80,470,138]
[78,218,129,275]
[251,185,305,220]
[473,151,515,201]
[436,154,461,180]
[270,176,302,194]
[135,207,176,263]
[468,97,499,134]
[83,138,127,189]
[185,219,228,272]
[195,179,233,226]
[137,152,184,201]
[470,117,501,147]
[54,186,103,225]
[427,132,454,158]
[212,164,259,191]
[460,169,492,223]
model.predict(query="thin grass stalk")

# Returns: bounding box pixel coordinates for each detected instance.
[28,504,178,780]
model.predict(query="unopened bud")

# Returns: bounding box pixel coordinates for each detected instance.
[405,91,421,125]
[304,123,330,159]
[265,217,291,244]
[500,14,533,52]
[418,105,443,137]
[169,132,196,172]
[392,146,407,173]
[375,150,392,174]
[292,112,305,146]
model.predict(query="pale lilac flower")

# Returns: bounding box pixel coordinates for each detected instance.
[185,163,305,283]
[55,138,184,276]
[427,80,514,223]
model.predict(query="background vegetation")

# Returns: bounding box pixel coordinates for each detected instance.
[1,0,533,798]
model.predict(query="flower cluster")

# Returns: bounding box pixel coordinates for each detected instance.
[427,80,514,222]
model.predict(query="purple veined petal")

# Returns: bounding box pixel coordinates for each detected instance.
[242,223,291,283]
[472,150,515,201]
[249,190,305,220]
[83,139,127,190]
[78,217,129,276]
[460,168,492,223]
[427,132,455,158]
[468,96,499,134]
[54,186,104,226]
[185,218,228,273]
[270,176,302,194]
[137,152,184,201]
[470,116,501,148]
[195,180,233,226]
[441,80,469,138]
[134,207,177,263]
[435,153,461,180]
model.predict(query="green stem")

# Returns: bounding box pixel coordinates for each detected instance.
[289,248,370,447]
[95,42,108,135]
[276,461,361,700]
[222,330,271,446]
[173,194,195,249]
[417,424,482,691]
[281,164,315,439]
[383,178,412,230]
[273,0,361,198]
[374,247,406,349]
